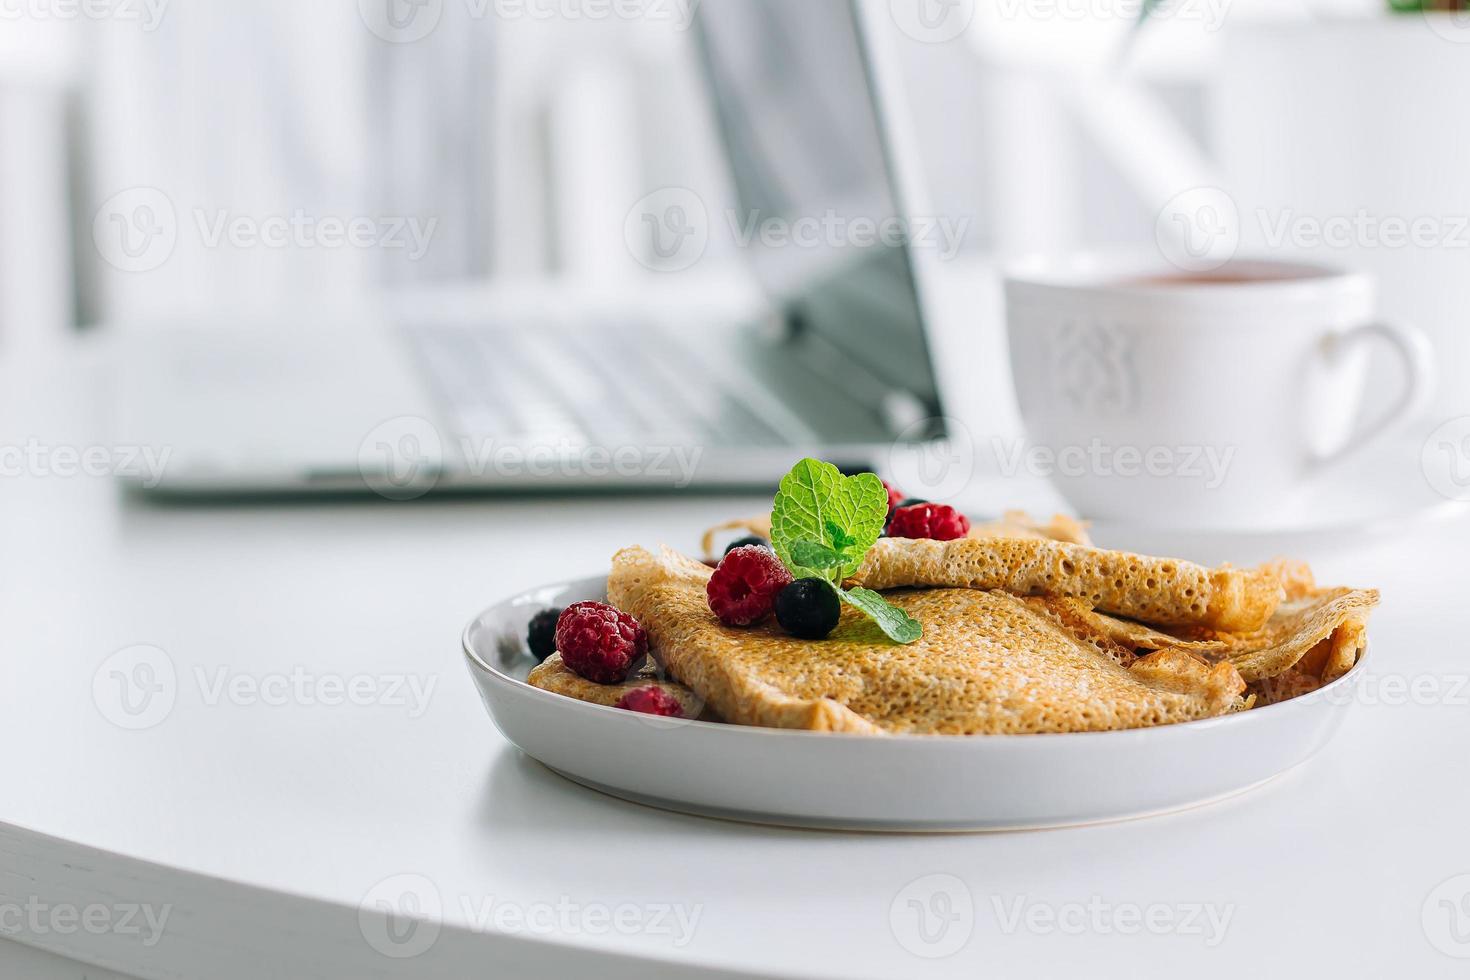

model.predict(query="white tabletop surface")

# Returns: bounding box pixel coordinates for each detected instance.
[3,340,1470,980]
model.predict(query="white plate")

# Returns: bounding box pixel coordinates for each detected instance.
[463,575,1366,832]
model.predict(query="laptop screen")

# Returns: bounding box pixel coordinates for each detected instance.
[693,0,946,441]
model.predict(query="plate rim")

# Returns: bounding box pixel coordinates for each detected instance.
[463,573,1368,745]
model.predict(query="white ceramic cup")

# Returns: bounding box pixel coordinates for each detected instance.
[1004,258,1434,528]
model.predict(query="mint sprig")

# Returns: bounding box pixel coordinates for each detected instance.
[839,587,923,645]
[771,458,922,645]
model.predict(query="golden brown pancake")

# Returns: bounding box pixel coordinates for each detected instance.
[848,536,1283,632]
[607,546,1245,735]
[1033,569,1379,685]
[527,654,708,718]
[700,510,1092,562]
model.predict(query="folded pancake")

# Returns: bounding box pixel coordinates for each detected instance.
[700,511,1093,563]
[849,537,1283,632]
[969,510,1094,546]
[608,546,1245,735]
[528,654,708,718]
[1029,564,1378,686]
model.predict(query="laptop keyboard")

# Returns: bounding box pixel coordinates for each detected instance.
[405,322,809,451]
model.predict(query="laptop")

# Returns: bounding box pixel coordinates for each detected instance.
[114,0,951,497]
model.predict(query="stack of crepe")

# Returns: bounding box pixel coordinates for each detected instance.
[528,514,1378,735]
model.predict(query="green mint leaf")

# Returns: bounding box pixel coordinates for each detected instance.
[839,588,923,645]
[771,459,889,580]
[789,539,846,576]
[825,521,857,553]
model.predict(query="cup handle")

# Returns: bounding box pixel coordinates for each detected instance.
[1312,320,1435,468]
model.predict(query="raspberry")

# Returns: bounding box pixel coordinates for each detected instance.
[888,503,971,541]
[614,686,685,718]
[706,545,794,626]
[555,601,647,684]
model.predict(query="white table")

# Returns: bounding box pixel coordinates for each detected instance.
[3,341,1469,980]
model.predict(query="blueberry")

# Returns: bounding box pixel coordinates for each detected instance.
[724,535,771,555]
[527,608,562,662]
[775,578,841,640]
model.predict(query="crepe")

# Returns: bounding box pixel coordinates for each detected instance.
[701,510,1092,562]
[607,546,1245,735]
[849,537,1283,632]
[1030,562,1379,686]
[969,510,1094,546]
[528,654,709,718]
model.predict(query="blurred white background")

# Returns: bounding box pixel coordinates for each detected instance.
[1,0,1465,418]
